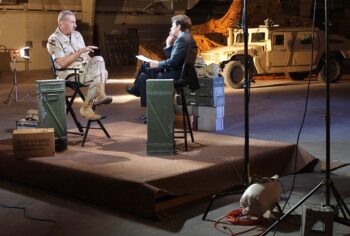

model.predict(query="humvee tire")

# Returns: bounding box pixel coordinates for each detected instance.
[317,58,342,83]
[223,60,245,89]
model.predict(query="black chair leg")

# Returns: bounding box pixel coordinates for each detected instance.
[66,95,84,135]
[68,90,78,108]
[82,120,91,147]
[81,119,110,146]
[183,102,194,143]
[178,87,195,151]
[77,89,85,101]
[182,111,188,151]
[97,119,110,138]
[180,88,188,151]
[81,103,110,146]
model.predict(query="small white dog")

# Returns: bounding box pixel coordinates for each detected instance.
[240,175,281,217]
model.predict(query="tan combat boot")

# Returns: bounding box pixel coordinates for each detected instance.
[79,99,102,120]
[95,83,113,105]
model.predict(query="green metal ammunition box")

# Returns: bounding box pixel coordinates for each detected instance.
[36,79,67,151]
[180,76,225,107]
[146,79,175,155]
[184,76,224,97]
[176,95,225,107]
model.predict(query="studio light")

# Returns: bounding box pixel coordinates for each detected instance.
[4,46,34,104]
[19,46,30,59]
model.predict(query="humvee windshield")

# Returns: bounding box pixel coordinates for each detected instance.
[235,32,266,43]
[251,32,265,42]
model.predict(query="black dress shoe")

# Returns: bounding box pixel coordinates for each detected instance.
[125,85,140,97]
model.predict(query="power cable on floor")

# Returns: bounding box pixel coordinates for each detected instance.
[214,212,263,236]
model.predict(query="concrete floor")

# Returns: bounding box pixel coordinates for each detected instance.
[0,67,350,235]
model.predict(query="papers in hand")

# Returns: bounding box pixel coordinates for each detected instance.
[136,55,152,63]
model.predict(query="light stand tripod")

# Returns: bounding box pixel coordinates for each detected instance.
[202,0,251,220]
[4,53,35,105]
[260,0,350,234]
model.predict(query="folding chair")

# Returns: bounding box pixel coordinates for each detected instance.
[49,55,85,135]
[49,55,110,146]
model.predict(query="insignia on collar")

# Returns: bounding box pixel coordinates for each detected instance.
[48,39,56,46]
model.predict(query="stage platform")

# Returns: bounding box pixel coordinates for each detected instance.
[0,122,317,218]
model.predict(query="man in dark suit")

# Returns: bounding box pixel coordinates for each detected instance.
[126,15,198,108]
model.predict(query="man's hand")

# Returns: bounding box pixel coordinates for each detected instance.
[149,60,159,68]
[79,46,98,54]
[56,45,98,68]
[166,34,177,48]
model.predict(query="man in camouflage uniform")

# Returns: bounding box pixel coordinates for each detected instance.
[47,10,112,120]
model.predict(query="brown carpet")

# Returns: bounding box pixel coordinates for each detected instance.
[0,121,317,218]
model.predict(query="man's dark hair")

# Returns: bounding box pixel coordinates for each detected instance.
[171,15,192,31]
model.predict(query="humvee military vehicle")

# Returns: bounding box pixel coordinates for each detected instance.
[200,25,350,88]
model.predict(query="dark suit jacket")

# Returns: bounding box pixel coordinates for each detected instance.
[156,31,197,82]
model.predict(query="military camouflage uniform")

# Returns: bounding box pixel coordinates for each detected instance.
[47,28,108,101]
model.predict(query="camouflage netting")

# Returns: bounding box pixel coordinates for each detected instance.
[192,0,312,51]
[191,0,243,37]
[193,34,226,52]
[138,42,165,61]
[138,0,312,64]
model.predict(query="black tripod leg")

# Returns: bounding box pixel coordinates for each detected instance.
[202,194,218,220]
[202,188,245,220]
[330,183,350,225]
[260,181,324,236]
[276,203,283,213]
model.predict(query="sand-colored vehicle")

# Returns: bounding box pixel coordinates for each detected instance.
[200,25,350,88]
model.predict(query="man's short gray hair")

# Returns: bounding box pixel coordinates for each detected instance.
[57,10,75,24]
